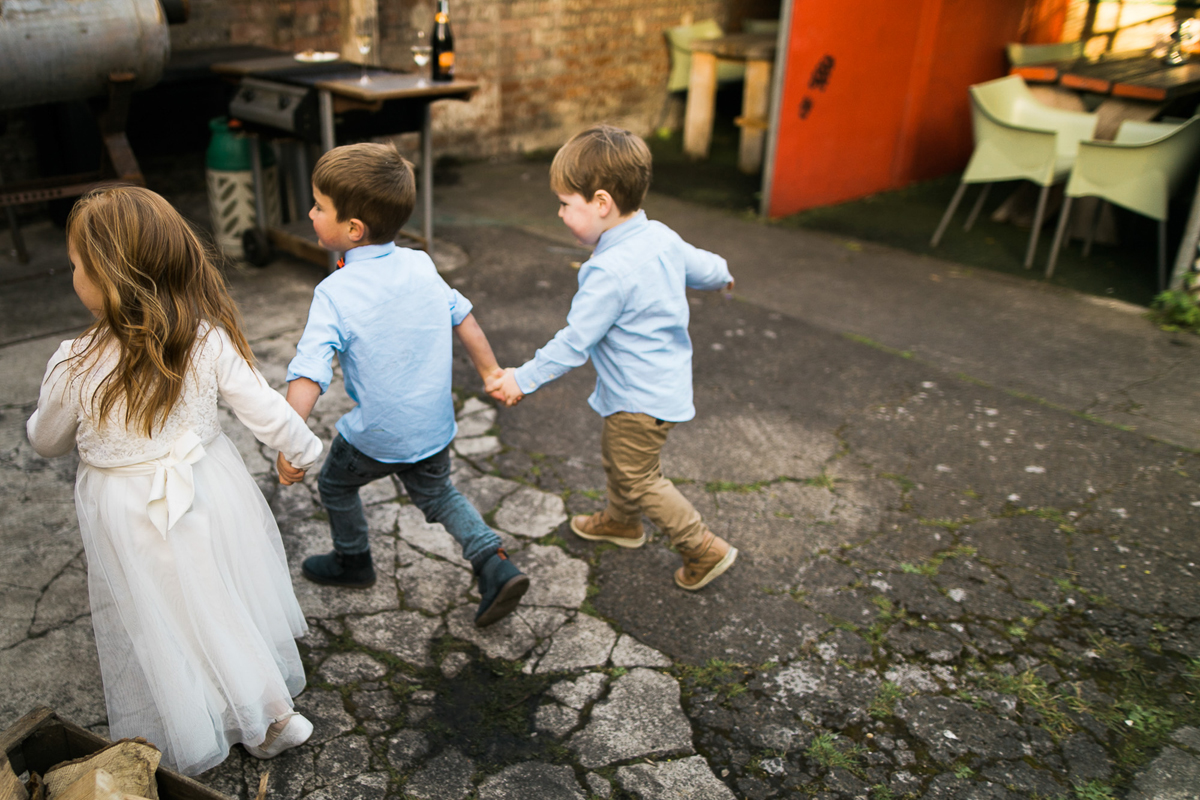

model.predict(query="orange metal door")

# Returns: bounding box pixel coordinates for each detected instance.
[766,0,1029,217]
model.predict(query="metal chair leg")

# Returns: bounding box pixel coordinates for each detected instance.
[963,183,992,231]
[1158,218,1168,292]
[1082,199,1104,257]
[1045,195,1074,279]
[931,182,969,247]
[1024,183,1052,269]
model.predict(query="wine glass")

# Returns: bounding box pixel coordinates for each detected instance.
[355,17,376,84]
[410,29,432,85]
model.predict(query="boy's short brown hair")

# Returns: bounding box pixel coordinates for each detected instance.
[312,142,415,244]
[550,125,652,215]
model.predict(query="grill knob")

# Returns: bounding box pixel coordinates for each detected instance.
[278,95,291,110]
[240,88,255,102]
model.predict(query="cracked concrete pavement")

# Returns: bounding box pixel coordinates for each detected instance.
[2,157,1200,799]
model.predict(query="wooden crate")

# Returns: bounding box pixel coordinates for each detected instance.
[0,707,231,800]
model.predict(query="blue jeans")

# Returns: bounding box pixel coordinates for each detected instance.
[317,435,500,568]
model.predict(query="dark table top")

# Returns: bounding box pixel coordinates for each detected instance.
[690,33,777,61]
[1012,50,1200,102]
[212,55,478,102]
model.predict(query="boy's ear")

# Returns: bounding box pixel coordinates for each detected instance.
[347,218,368,243]
[592,189,616,217]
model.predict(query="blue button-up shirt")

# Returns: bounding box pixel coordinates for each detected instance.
[513,211,732,422]
[286,242,472,463]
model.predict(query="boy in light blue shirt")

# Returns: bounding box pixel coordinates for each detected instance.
[279,142,528,628]
[493,125,738,591]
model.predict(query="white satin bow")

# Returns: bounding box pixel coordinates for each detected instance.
[144,431,207,537]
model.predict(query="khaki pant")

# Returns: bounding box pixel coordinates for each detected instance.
[601,412,710,552]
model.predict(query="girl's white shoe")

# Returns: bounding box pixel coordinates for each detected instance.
[244,713,314,759]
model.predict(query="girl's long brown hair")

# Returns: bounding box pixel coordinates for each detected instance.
[67,186,254,436]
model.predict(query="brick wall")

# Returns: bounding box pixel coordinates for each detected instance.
[172,0,731,157]
[172,0,343,53]
[430,0,727,155]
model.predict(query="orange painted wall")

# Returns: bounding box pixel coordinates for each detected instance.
[767,0,1029,217]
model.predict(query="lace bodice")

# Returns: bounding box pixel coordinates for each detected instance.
[28,324,322,471]
[65,331,220,467]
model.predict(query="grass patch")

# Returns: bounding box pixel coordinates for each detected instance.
[869,681,904,719]
[804,470,839,490]
[970,668,1076,740]
[1073,782,1118,800]
[845,333,914,359]
[678,658,753,703]
[879,472,916,493]
[900,544,978,576]
[805,732,867,777]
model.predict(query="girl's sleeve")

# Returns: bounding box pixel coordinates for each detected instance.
[214,329,324,470]
[26,341,82,458]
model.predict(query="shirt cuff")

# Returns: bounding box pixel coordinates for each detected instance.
[513,362,543,395]
[286,356,333,393]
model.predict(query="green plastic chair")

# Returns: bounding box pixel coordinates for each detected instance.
[1045,116,1200,289]
[665,19,746,94]
[930,75,1098,267]
[1006,40,1084,67]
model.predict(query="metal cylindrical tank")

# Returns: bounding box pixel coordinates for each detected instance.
[0,0,170,111]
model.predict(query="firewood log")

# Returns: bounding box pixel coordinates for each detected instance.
[1,756,30,800]
[43,742,159,800]
[50,769,121,800]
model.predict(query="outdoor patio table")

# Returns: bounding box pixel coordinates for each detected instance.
[212,54,477,268]
[683,32,777,173]
[1011,51,1200,136]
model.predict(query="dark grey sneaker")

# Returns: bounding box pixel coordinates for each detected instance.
[474,548,529,628]
[301,550,376,588]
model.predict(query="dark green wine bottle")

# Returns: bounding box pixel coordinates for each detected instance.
[431,0,455,82]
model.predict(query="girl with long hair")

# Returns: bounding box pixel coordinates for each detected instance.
[27,186,321,774]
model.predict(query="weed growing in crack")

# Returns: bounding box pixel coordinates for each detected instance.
[678,659,752,703]
[869,681,904,719]
[900,544,978,577]
[805,732,867,776]
[1073,781,1118,799]
[966,667,1076,740]
[803,470,838,490]
[538,533,567,548]
[879,472,916,493]
[916,517,975,534]
[579,584,601,617]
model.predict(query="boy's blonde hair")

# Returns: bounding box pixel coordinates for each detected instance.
[312,142,415,243]
[66,186,253,436]
[550,125,652,215]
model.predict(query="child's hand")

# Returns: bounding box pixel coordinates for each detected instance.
[277,452,307,485]
[483,367,508,403]
[497,368,524,407]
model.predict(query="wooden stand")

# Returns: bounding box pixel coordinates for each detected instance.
[683,33,777,174]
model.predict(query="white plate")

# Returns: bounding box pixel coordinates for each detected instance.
[294,51,339,63]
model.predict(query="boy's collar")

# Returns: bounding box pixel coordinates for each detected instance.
[593,210,647,255]
[340,242,397,267]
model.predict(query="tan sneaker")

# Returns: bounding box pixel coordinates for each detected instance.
[570,510,646,548]
[675,532,737,590]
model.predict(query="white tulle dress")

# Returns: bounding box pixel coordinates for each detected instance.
[26,324,322,776]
